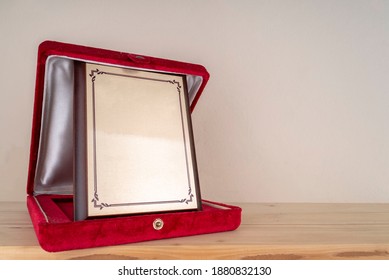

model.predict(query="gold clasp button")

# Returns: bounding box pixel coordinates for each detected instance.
[153,218,164,230]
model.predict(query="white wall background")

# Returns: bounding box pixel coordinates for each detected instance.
[1,0,389,203]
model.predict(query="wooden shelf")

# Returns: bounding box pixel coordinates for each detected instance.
[1,202,389,259]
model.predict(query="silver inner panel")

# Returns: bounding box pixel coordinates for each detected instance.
[33,56,203,195]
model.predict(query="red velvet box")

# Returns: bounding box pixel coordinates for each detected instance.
[27,41,241,252]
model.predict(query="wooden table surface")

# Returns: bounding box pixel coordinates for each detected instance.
[1,202,389,259]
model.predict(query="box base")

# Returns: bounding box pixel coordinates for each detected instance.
[27,195,241,252]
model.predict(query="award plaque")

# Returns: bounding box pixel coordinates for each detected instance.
[27,41,241,252]
[74,62,201,220]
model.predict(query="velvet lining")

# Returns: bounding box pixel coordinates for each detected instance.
[28,195,241,252]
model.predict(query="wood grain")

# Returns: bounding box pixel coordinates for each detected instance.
[1,202,389,259]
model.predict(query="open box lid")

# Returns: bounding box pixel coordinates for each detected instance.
[27,41,210,198]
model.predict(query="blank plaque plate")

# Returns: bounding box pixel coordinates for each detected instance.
[74,62,201,220]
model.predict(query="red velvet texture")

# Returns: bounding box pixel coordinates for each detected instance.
[26,41,241,252]
[28,196,241,252]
